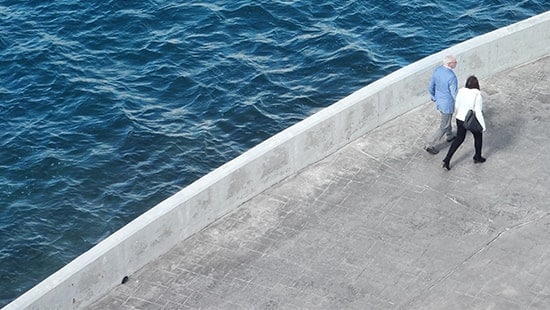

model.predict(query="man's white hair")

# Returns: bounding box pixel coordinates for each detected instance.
[444,55,456,65]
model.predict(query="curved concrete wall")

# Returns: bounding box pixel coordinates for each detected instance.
[5,10,550,310]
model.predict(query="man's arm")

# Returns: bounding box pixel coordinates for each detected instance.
[449,75,458,101]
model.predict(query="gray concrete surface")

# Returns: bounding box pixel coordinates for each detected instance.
[89,55,550,309]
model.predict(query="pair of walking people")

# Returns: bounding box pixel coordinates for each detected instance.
[425,55,486,170]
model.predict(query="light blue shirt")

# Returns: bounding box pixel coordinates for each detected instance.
[428,65,457,114]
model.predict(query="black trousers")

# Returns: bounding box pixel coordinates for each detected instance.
[444,119,483,162]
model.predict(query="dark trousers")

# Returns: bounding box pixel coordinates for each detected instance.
[444,119,483,163]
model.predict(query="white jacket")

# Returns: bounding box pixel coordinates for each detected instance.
[454,87,486,131]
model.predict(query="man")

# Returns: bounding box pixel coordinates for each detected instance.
[425,55,458,155]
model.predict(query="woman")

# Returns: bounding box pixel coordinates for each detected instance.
[442,75,486,170]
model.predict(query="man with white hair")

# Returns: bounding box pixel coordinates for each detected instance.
[425,55,458,155]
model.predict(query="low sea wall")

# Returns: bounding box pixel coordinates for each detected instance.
[5,10,550,310]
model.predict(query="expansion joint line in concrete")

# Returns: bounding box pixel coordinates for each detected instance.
[404,212,549,307]
[358,149,396,172]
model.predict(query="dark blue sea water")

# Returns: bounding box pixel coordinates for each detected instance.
[1,0,548,306]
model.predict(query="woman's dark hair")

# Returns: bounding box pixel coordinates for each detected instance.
[465,75,480,90]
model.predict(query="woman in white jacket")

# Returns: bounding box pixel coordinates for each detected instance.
[442,75,486,170]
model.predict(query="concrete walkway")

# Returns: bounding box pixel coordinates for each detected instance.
[89,55,550,310]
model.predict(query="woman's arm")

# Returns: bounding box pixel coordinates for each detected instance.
[475,94,486,131]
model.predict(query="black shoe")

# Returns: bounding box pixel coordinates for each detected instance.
[473,156,486,163]
[446,136,456,142]
[442,160,451,171]
[426,147,439,155]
